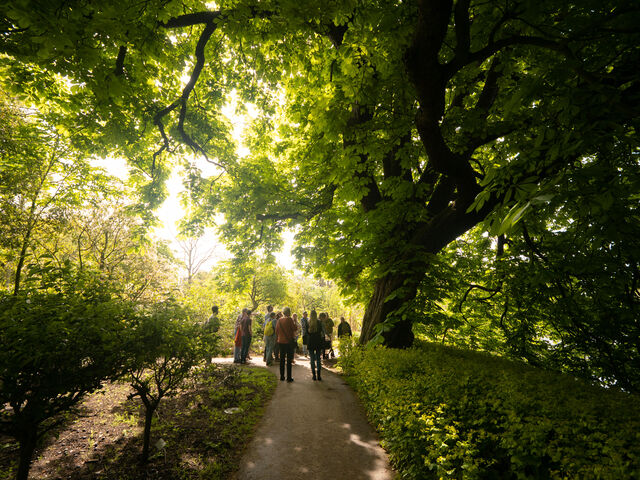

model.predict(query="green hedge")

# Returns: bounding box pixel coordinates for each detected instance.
[339,340,640,479]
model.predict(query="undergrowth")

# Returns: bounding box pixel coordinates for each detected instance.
[338,339,640,479]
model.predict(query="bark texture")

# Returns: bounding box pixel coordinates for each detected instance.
[16,427,37,480]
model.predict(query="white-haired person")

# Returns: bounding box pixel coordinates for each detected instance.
[275,307,296,382]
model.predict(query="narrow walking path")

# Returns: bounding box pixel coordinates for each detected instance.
[225,355,394,480]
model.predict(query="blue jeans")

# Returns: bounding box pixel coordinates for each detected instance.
[309,348,322,377]
[241,334,252,362]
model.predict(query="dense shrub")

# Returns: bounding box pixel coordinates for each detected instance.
[339,340,640,479]
[0,268,134,480]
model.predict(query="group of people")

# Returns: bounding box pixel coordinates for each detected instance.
[231,305,353,383]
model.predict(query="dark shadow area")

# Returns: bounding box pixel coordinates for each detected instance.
[1,365,275,480]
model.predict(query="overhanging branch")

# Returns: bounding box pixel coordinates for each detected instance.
[153,17,220,167]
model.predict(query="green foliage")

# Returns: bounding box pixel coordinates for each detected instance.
[180,261,361,353]
[412,140,640,391]
[0,263,134,479]
[0,93,122,294]
[340,342,640,479]
[124,298,207,462]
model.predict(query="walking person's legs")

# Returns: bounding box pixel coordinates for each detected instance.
[241,334,251,363]
[279,344,286,380]
[316,348,323,380]
[233,331,242,363]
[265,337,274,365]
[309,349,318,380]
[286,342,294,381]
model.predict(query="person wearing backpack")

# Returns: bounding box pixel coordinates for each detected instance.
[264,312,277,366]
[307,310,326,381]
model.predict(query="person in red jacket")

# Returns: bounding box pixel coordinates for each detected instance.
[276,307,296,382]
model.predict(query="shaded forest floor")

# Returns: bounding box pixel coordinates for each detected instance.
[0,363,277,480]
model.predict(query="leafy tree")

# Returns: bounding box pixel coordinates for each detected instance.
[1,1,638,351]
[285,274,360,324]
[213,257,288,312]
[0,264,133,480]
[439,142,640,391]
[200,0,639,348]
[0,96,116,294]
[68,205,180,302]
[124,300,206,463]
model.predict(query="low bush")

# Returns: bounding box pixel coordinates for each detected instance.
[339,340,640,479]
[0,267,134,480]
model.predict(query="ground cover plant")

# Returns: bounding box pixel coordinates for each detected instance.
[339,339,640,479]
[0,364,276,480]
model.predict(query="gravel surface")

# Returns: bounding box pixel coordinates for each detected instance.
[227,355,395,480]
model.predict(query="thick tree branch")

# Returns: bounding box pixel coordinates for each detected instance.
[453,0,471,64]
[153,18,222,168]
[162,11,222,28]
[446,34,572,81]
[474,57,501,113]
[459,283,502,312]
[114,45,127,76]
[405,0,481,206]
[426,176,454,215]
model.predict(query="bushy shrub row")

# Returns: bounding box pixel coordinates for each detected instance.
[0,265,219,480]
[339,340,640,479]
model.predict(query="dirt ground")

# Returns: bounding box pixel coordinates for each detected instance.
[1,355,393,479]
[0,364,276,480]
[229,354,395,480]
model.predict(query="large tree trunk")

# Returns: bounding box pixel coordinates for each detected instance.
[360,272,420,348]
[360,205,493,348]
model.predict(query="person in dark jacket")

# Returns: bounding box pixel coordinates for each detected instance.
[307,310,326,381]
[337,316,352,337]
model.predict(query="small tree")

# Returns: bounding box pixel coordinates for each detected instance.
[125,300,209,463]
[176,235,218,286]
[0,264,132,480]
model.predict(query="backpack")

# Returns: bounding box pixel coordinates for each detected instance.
[265,320,275,336]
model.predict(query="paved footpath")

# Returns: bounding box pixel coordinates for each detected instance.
[225,355,395,480]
